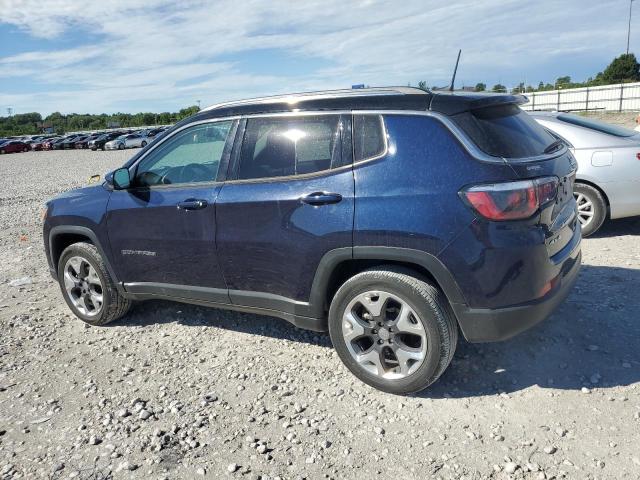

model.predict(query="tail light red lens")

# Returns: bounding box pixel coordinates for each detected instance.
[461,177,558,221]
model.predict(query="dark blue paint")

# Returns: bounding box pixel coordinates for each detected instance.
[105,184,226,288]
[216,169,354,302]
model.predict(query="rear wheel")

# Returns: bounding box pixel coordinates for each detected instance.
[23,147,28,152]
[118,143,124,150]
[574,183,606,237]
[141,141,147,147]
[57,242,131,326]
[329,267,457,394]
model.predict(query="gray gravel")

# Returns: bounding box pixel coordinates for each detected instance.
[1,149,640,479]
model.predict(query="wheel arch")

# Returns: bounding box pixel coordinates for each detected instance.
[48,226,122,290]
[574,178,611,210]
[308,247,467,320]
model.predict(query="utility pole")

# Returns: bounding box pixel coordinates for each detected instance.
[196,99,201,110]
[627,0,635,55]
[6,107,13,116]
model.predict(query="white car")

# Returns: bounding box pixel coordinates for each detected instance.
[531,112,640,236]
[105,133,149,150]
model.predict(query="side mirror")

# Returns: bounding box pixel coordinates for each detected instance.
[112,168,131,190]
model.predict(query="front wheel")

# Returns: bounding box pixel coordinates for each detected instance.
[329,267,457,394]
[118,143,124,150]
[57,242,131,326]
[574,183,606,237]
[141,141,147,147]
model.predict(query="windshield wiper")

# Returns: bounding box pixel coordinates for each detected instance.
[544,139,564,154]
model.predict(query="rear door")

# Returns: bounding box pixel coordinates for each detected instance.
[216,113,353,313]
[106,119,237,298]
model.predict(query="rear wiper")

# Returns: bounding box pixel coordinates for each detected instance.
[544,139,564,154]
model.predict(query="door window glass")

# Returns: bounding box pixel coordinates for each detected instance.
[238,115,341,180]
[353,114,387,161]
[135,121,232,186]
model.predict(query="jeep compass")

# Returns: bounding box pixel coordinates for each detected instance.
[43,87,581,394]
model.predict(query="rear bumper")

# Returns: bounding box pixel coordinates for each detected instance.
[452,244,581,343]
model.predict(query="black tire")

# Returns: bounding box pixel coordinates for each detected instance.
[101,146,105,151]
[118,143,124,150]
[0,149,4,154]
[57,242,131,326]
[328,266,457,394]
[141,141,147,147]
[574,182,606,237]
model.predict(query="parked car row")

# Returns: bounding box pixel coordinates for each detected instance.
[0,127,170,155]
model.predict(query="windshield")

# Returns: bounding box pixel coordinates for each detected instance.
[451,103,556,158]
[556,113,636,138]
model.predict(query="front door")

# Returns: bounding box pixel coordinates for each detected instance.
[106,120,237,299]
[216,114,354,315]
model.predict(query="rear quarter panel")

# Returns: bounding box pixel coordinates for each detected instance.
[353,114,517,256]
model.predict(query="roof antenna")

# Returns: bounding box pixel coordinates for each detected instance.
[449,49,462,92]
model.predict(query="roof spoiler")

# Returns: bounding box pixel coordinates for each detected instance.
[429,92,528,116]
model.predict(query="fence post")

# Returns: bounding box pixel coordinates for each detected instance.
[557,89,561,111]
[585,87,589,111]
[620,84,624,112]
[532,92,536,110]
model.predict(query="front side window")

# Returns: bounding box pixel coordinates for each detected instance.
[135,121,233,187]
[238,115,341,180]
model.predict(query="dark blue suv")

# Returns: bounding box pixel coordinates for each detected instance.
[43,87,581,394]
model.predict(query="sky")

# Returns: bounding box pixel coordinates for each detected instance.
[0,0,637,116]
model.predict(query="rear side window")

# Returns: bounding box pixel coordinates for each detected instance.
[238,115,341,180]
[556,113,636,137]
[353,114,386,161]
[451,104,556,158]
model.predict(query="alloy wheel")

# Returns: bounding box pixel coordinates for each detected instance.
[575,192,594,228]
[342,290,427,379]
[63,256,104,317]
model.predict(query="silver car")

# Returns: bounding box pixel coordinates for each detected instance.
[105,133,149,150]
[530,112,640,236]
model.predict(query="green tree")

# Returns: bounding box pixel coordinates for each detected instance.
[474,82,486,92]
[555,76,572,87]
[491,84,507,93]
[600,53,640,83]
[417,80,428,91]
[511,82,525,94]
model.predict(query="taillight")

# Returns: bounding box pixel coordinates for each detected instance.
[460,177,558,221]
[636,153,640,161]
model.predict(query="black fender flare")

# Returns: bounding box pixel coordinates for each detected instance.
[307,246,467,319]
[48,225,123,293]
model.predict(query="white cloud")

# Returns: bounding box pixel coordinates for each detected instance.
[0,0,634,114]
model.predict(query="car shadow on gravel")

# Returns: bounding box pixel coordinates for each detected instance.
[590,216,640,238]
[113,300,333,348]
[419,264,640,398]
[110,264,639,398]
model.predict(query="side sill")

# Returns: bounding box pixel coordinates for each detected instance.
[123,283,327,332]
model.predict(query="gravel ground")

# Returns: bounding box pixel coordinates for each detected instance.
[1,149,639,480]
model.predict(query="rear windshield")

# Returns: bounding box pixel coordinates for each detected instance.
[451,104,556,158]
[556,113,636,137]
